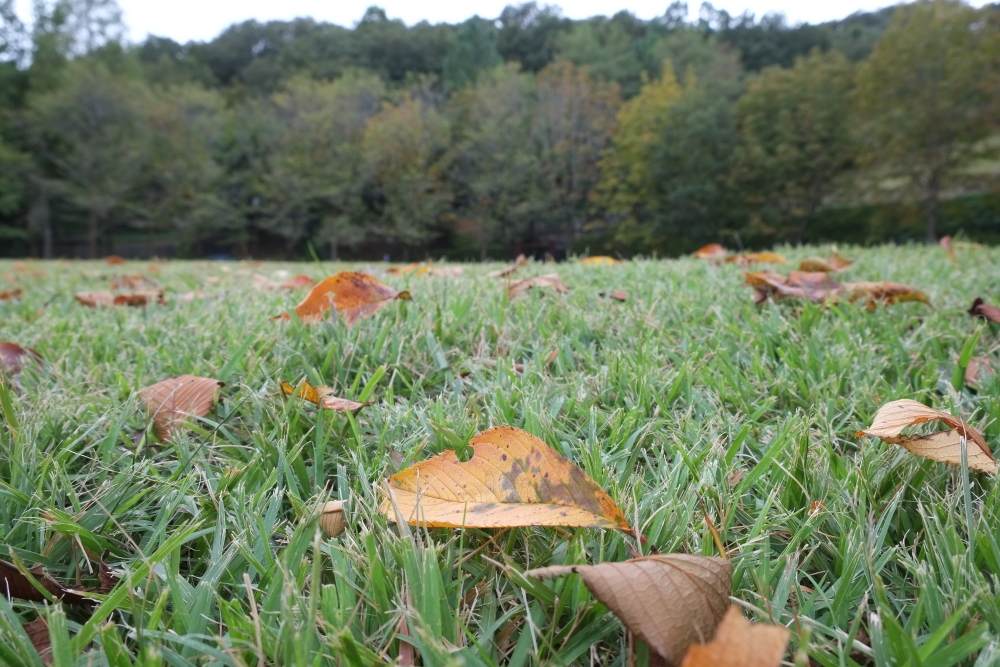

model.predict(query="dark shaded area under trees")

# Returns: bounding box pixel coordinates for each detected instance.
[0,0,998,259]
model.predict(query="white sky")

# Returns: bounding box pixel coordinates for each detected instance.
[11,0,993,44]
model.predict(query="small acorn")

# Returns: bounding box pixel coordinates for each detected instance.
[319,500,347,538]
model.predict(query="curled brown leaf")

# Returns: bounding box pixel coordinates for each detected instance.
[138,375,225,442]
[507,273,570,299]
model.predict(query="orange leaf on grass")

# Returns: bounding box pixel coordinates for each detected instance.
[526,554,732,665]
[579,256,621,265]
[138,375,225,441]
[104,255,125,265]
[841,282,928,308]
[279,380,365,412]
[969,298,1000,324]
[387,262,421,275]
[679,606,789,667]
[273,272,411,324]
[281,274,317,290]
[797,251,853,273]
[113,291,164,307]
[382,425,630,530]
[857,399,996,474]
[726,251,787,266]
[692,243,727,259]
[0,342,41,376]
[0,288,22,300]
[507,273,570,299]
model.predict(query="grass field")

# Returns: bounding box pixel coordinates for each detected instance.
[1,245,1000,666]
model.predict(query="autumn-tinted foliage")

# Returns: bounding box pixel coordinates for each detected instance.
[273,272,411,323]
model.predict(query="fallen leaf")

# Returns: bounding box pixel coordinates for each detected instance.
[113,291,164,307]
[580,256,621,265]
[0,342,41,376]
[746,270,841,303]
[940,236,958,266]
[692,244,727,259]
[544,349,559,368]
[279,380,365,412]
[0,288,22,301]
[841,282,928,308]
[75,291,115,307]
[516,253,528,265]
[966,357,995,389]
[387,262,421,275]
[0,559,91,605]
[273,272,411,324]
[425,267,464,277]
[110,275,159,290]
[969,298,1000,324]
[679,606,789,667]
[138,375,225,442]
[726,251,787,266]
[797,251,853,273]
[105,255,124,265]
[22,616,52,665]
[507,273,570,299]
[382,425,630,530]
[600,290,629,302]
[98,550,119,594]
[320,500,347,537]
[281,274,317,290]
[526,554,731,664]
[727,470,746,487]
[857,399,996,474]
[488,264,520,278]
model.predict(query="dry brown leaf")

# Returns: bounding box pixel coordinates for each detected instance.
[319,500,347,537]
[0,342,41,376]
[281,274,317,290]
[679,606,789,667]
[507,273,570,299]
[940,236,959,266]
[692,243,727,259]
[580,256,621,266]
[0,559,91,605]
[104,255,125,265]
[98,551,120,594]
[0,288,22,301]
[526,554,732,664]
[797,251,853,273]
[857,399,996,474]
[273,272,411,324]
[600,290,629,302]
[279,380,365,412]
[516,253,528,265]
[488,264,520,278]
[969,298,1000,324]
[966,357,995,389]
[747,272,926,308]
[726,251,787,266]
[23,616,52,665]
[113,291,164,307]
[841,282,928,308]
[138,375,225,442]
[387,262,421,275]
[382,425,630,530]
[75,291,115,307]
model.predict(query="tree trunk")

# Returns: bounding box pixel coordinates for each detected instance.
[87,211,100,259]
[924,176,940,244]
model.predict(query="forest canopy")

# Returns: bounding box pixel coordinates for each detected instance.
[0,0,998,259]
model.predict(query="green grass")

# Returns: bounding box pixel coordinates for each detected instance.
[1,245,1000,666]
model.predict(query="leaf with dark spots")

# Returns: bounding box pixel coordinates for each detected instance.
[381,426,630,530]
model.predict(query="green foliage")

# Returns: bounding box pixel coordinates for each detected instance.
[443,17,503,91]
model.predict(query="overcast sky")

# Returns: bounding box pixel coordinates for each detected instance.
[11,0,993,44]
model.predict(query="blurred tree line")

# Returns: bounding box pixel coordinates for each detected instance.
[0,0,998,259]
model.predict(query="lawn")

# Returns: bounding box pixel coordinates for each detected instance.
[1,245,1000,666]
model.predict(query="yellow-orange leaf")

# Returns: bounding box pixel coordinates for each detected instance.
[279,380,365,412]
[387,262,421,275]
[273,272,411,324]
[580,256,621,265]
[679,607,789,667]
[0,342,42,376]
[382,425,630,530]
[726,251,787,266]
[526,554,731,664]
[138,375,225,442]
[507,273,570,299]
[692,243,727,259]
[857,399,996,474]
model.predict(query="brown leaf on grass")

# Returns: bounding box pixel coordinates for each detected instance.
[138,375,225,442]
[857,399,996,474]
[746,270,841,303]
[841,282,928,308]
[797,251,853,273]
[600,290,629,302]
[0,342,41,376]
[319,500,347,537]
[387,262,421,275]
[966,357,995,389]
[104,255,125,265]
[110,275,159,290]
[382,425,630,530]
[516,253,528,265]
[507,273,570,299]
[692,243,727,259]
[726,251,787,267]
[279,380,365,412]
[0,288,22,300]
[488,264,520,278]
[526,554,732,665]
[272,272,411,324]
[0,559,92,605]
[969,298,1000,324]
[940,236,959,265]
[75,291,115,307]
[113,291,165,307]
[281,274,317,290]
[98,550,119,594]
[679,606,789,667]
[580,256,621,265]
[23,616,52,665]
